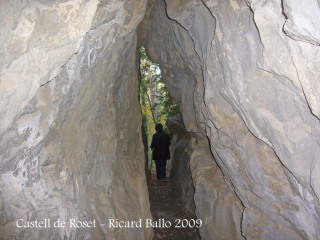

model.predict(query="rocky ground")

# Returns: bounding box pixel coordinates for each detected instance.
[147,171,201,240]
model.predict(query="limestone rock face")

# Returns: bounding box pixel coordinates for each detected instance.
[147,0,320,239]
[0,1,152,239]
[166,116,195,213]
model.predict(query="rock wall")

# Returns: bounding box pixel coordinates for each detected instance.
[147,0,320,239]
[0,1,152,239]
[166,116,195,214]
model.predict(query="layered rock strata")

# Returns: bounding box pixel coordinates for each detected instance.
[146,0,320,239]
[0,1,152,239]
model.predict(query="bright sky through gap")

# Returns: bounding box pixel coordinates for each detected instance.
[156,66,161,75]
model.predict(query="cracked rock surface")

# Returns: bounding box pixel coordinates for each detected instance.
[0,1,152,239]
[145,0,320,239]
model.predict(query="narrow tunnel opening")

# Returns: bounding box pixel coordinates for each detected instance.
[138,46,179,173]
[138,46,201,239]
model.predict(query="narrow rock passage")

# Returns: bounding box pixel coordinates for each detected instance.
[147,171,201,240]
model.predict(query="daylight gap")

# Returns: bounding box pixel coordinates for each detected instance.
[138,46,180,174]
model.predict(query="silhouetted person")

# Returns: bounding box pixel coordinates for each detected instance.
[150,123,170,180]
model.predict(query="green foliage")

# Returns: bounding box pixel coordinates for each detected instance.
[155,82,180,131]
[139,46,180,170]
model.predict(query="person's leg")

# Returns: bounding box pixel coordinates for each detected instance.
[155,160,161,180]
[159,160,167,179]
[162,160,167,179]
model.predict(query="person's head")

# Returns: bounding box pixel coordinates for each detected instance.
[155,123,163,132]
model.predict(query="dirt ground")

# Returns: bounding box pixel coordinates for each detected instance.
[147,171,201,240]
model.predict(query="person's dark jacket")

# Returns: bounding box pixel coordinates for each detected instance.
[150,131,170,161]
